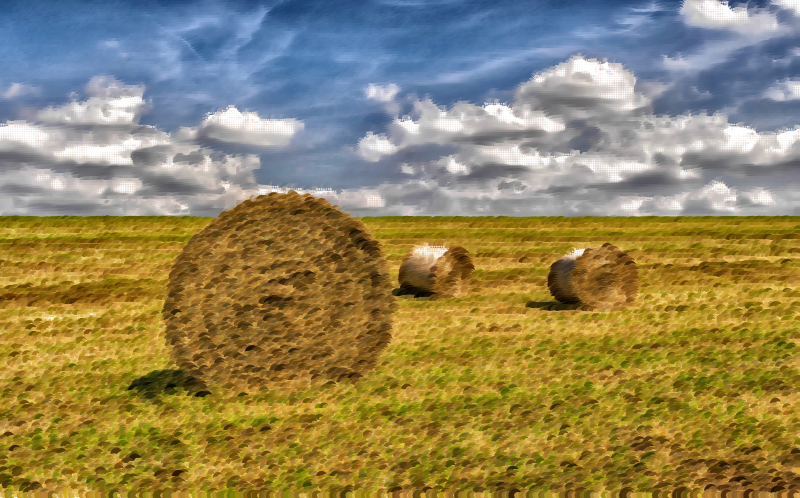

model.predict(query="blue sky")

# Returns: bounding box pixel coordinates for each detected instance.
[1,0,799,216]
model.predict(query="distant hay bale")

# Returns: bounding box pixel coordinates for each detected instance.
[162,190,398,394]
[547,243,638,309]
[398,244,474,298]
[548,248,584,305]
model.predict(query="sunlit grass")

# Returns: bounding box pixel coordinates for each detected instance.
[0,215,797,497]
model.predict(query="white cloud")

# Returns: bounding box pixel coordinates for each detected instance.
[772,0,800,15]
[616,184,749,215]
[0,76,312,216]
[3,51,799,217]
[514,55,651,121]
[365,83,400,102]
[699,180,738,211]
[690,86,713,99]
[636,80,672,98]
[364,83,402,116]
[37,76,148,125]
[111,178,143,195]
[662,35,782,74]
[743,186,776,205]
[355,97,567,162]
[2,83,41,99]
[763,78,800,101]
[347,53,800,217]
[680,0,779,34]
[441,156,470,175]
[629,1,668,13]
[334,188,385,208]
[661,0,791,75]
[197,106,304,147]
[358,132,399,162]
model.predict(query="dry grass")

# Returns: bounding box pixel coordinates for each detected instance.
[0,214,797,497]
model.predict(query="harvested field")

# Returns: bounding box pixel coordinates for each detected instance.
[0,214,797,497]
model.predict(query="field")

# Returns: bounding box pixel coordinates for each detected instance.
[0,214,798,498]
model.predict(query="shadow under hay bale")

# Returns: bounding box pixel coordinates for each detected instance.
[525,301,593,312]
[398,244,474,298]
[547,242,638,309]
[127,369,212,400]
[162,190,398,395]
[391,287,436,298]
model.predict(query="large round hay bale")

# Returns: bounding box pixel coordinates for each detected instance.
[162,190,398,394]
[398,244,474,298]
[547,243,638,309]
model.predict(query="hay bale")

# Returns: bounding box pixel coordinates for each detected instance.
[547,248,584,305]
[162,190,398,394]
[398,244,474,298]
[547,243,638,309]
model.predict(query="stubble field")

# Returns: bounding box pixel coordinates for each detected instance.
[0,215,798,498]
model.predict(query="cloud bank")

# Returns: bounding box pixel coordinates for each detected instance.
[1,0,799,217]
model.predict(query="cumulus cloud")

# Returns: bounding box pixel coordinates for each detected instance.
[194,106,305,147]
[36,76,149,126]
[350,54,800,217]
[0,76,312,216]
[358,131,401,162]
[763,78,800,101]
[3,51,800,218]
[365,83,402,117]
[399,163,417,175]
[365,83,400,102]
[357,96,568,165]
[680,0,780,34]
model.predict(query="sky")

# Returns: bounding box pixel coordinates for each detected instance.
[1,0,799,217]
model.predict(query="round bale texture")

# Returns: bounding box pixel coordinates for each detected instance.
[398,244,474,298]
[547,248,583,304]
[548,243,638,308]
[162,190,398,394]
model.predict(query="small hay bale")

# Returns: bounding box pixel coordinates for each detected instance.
[162,190,398,394]
[398,243,474,298]
[547,242,638,309]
